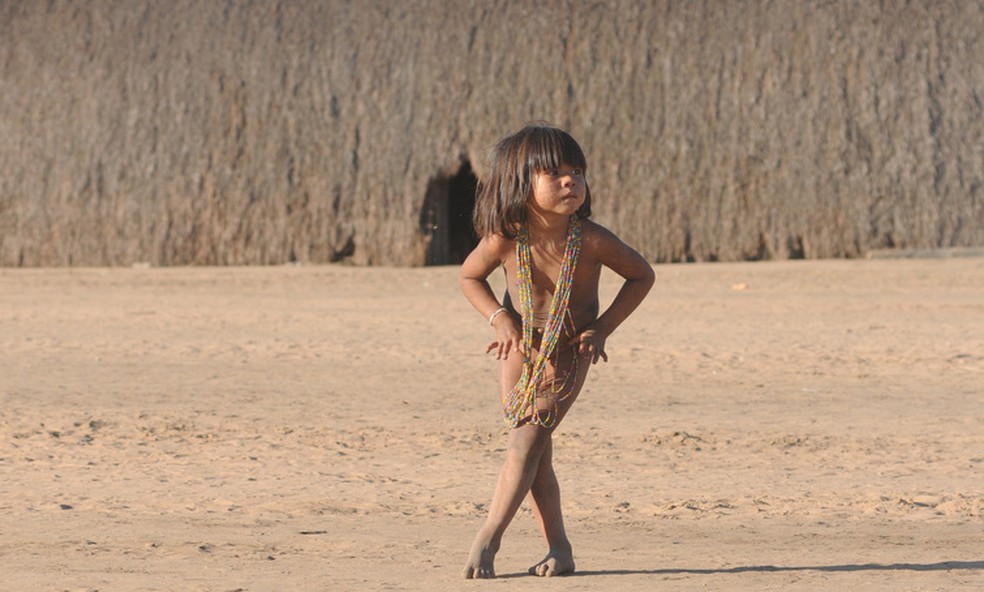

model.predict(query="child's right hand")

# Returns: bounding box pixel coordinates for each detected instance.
[486,315,524,360]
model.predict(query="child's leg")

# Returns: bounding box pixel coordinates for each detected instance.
[462,423,552,579]
[528,437,575,576]
[526,348,587,576]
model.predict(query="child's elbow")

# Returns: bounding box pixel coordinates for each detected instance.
[458,265,485,291]
[458,268,475,290]
[638,262,656,288]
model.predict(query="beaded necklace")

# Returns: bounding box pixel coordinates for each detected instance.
[504,215,582,428]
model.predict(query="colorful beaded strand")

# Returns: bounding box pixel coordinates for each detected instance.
[504,216,582,428]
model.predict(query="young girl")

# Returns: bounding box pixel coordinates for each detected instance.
[459,124,655,578]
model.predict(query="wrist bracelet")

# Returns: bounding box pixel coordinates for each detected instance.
[488,307,508,326]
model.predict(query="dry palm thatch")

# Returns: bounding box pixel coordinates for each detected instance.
[1,0,981,266]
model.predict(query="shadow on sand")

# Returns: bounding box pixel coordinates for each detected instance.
[581,560,984,576]
[499,560,984,579]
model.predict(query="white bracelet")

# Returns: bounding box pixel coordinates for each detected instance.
[488,307,508,326]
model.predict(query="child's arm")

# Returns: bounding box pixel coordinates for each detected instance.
[572,225,655,363]
[459,235,524,360]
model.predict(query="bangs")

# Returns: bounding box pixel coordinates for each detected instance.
[522,126,588,173]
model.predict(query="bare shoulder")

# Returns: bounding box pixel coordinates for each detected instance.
[460,232,515,280]
[579,218,654,279]
[482,232,515,257]
[473,232,515,265]
[579,218,630,255]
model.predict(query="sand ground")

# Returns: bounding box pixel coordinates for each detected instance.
[1,258,982,591]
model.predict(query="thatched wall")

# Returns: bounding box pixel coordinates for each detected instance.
[2,0,982,266]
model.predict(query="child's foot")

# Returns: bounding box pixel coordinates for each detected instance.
[462,537,499,579]
[529,548,575,577]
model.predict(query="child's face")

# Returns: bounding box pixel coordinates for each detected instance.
[530,164,586,219]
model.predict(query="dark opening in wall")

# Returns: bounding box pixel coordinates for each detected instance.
[420,159,479,265]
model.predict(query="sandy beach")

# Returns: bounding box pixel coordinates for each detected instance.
[1,258,982,591]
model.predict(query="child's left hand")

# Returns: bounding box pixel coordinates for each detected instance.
[570,329,608,364]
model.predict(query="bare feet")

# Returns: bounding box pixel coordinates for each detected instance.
[462,536,499,579]
[529,547,575,577]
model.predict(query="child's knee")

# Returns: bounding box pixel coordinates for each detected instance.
[506,427,551,464]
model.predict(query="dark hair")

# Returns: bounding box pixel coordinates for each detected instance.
[473,123,592,238]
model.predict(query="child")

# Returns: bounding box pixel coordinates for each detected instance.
[459,124,655,578]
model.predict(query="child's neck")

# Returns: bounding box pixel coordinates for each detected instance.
[527,212,572,243]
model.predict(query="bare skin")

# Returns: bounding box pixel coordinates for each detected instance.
[527,437,576,577]
[459,166,655,579]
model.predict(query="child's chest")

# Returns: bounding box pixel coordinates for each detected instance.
[500,249,601,308]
